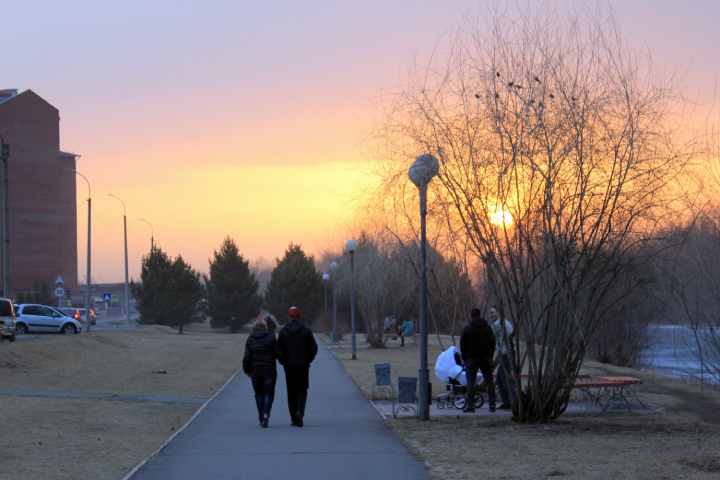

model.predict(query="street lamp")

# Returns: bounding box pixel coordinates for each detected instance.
[322,271,330,336]
[108,193,130,324]
[345,239,358,360]
[329,261,338,343]
[408,153,439,421]
[0,136,9,298]
[138,218,155,250]
[75,169,92,331]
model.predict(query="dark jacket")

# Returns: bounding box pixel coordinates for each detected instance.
[243,331,278,377]
[460,317,496,364]
[277,319,318,370]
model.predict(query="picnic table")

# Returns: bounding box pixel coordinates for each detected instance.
[573,375,647,412]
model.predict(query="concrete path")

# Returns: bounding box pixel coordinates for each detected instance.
[128,345,428,480]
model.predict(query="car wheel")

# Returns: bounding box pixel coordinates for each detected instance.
[62,323,77,335]
[16,323,28,335]
[8,335,15,342]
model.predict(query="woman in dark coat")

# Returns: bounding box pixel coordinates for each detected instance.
[242,319,278,428]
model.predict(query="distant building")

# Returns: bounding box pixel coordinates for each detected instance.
[0,89,78,295]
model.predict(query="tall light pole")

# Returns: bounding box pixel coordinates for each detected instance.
[322,271,329,336]
[138,218,154,250]
[330,261,338,343]
[409,153,439,421]
[345,239,358,360]
[75,170,92,332]
[0,136,9,298]
[108,194,130,324]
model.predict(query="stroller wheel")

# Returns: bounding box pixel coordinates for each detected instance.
[453,396,466,410]
[475,394,485,409]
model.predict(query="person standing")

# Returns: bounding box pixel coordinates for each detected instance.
[459,308,496,413]
[277,306,318,427]
[399,319,414,347]
[242,319,278,428]
[490,305,515,410]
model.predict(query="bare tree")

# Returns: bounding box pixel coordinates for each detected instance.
[378,10,692,421]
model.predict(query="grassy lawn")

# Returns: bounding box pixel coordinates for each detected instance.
[0,323,245,480]
[325,334,720,480]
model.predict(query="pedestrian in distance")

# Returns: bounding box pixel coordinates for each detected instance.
[459,308,497,413]
[399,319,414,347]
[277,306,318,427]
[242,318,278,428]
[490,305,516,410]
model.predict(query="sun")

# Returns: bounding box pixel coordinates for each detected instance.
[489,205,514,227]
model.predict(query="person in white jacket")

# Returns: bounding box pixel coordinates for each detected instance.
[490,306,515,410]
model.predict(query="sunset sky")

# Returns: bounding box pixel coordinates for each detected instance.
[1,1,718,282]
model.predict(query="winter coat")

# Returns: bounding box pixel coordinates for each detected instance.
[277,319,318,370]
[243,331,278,377]
[460,317,496,364]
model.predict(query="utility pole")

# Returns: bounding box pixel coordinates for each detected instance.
[123,213,129,323]
[138,218,154,251]
[330,261,338,342]
[109,194,130,323]
[346,240,358,360]
[75,170,91,332]
[1,138,10,298]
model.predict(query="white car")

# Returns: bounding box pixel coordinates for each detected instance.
[15,304,83,334]
[0,297,16,341]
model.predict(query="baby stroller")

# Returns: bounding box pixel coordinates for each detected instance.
[434,346,486,410]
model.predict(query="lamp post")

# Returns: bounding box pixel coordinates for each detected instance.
[345,239,358,360]
[408,153,439,421]
[108,194,130,324]
[0,136,9,298]
[330,261,338,343]
[322,271,329,336]
[75,170,92,332]
[138,218,154,250]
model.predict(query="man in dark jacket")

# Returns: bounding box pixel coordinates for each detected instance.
[277,306,318,427]
[243,319,278,428]
[460,308,496,413]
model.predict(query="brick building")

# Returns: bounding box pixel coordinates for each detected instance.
[0,89,78,295]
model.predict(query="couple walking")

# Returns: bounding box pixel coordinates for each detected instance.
[242,306,318,428]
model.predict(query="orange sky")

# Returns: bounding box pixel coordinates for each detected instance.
[1,1,718,282]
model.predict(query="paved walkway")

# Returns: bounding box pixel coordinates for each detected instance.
[129,345,428,480]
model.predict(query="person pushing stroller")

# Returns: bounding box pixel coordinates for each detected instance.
[459,308,496,413]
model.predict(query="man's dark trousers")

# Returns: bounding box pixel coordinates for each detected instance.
[496,353,515,406]
[285,366,310,420]
[465,358,495,409]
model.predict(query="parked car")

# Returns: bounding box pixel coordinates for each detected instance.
[0,297,16,342]
[15,304,83,334]
[58,307,96,325]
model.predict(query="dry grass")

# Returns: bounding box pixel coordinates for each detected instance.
[0,323,245,480]
[325,334,720,480]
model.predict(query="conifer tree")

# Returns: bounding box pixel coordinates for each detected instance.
[206,237,262,332]
[264,243,322,325]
